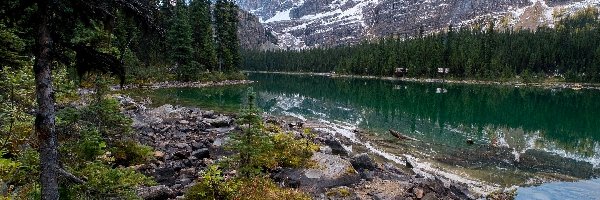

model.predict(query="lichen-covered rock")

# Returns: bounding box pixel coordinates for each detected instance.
[305,152,354,180]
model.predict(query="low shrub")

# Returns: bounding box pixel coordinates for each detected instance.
[185,165,237,200]
[234,176,310,200]
[185,166,311,200]
[66,162,156,199]
[111,140,154,166]
[271,131,318,168]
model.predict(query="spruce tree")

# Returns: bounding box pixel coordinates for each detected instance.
[190,0,218,71]
[215,0,240,72]
[168,0,198,81]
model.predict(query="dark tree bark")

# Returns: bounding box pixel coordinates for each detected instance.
[33,1,59,199]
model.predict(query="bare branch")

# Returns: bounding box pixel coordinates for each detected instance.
[54,165,86,184]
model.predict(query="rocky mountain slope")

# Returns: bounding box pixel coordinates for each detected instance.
[237,9,279,50]
[236,0,600,49]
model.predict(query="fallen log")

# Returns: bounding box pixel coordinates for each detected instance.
[389,129,416,141]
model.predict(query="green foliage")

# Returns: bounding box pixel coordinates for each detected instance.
[168,0,200,82]
[187,89,315,200]
[185,165,237,200]
[190,0,218,72]
[0,66,35,154]
[242,7,600,83]
[12,149,40,184]
[326,187,352,198]
[215,0,241,72]
[0,151,21,182]
[0,23,27,68]
[81,98,134,138]
[66,162,155,199]
[276,132,319,167]
[185,166,311,200]
[52,96,156,199]
[226,89,317,176]
[233,176,311,200]
[1,149,40,198]
[74,128,106,161]
[228,89,276,176]
[271,130,319,168]
[111,141,154,166]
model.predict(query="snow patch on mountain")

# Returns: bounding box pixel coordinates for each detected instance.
[263,8,293,23]
[238,0,600,49]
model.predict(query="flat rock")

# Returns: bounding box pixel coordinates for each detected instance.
[305,152,353,179]
[154,151,165,160]
[137,185,175,200]
[203,116,232,128]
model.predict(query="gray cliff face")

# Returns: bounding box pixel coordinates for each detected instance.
[237,9,278,50]
[235,0,600,49]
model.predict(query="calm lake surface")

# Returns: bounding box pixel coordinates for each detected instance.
[129,72,600,196]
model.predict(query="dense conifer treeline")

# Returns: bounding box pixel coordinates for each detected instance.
[1,0,241,84]
[157,0,242,81]
[242,8,600,82]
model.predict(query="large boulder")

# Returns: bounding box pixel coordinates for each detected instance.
[137,185,175,200]
[203,116,232,128]
[305,152,354,180]
[192,148,210,159]
[350,153,377,172]
[323,138,349,156]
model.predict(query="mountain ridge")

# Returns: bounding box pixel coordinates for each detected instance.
[236,0,600,49]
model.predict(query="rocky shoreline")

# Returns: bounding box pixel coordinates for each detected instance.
[114,95,496,200]
[247,71,600,91]
[110,80,254,91]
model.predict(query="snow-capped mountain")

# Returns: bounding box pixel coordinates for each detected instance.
[236,0,600,49]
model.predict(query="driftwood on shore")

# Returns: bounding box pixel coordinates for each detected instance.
[389,129,416,141]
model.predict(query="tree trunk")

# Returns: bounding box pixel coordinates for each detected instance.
[34,1,59,199]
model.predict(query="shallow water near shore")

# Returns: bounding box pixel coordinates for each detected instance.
[128,72,600,196]
[516,178,600,200]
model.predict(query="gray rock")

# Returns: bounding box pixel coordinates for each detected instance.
[178,178,192,186]
[180,168,197,177]
[202,110,215,118]
[137,185,174,200]
[173,151,190,160]
[203,116,232,128]
[422,193,438,200]
[350,153,377,171]
[175,143,189,149]
[154,167,177,186]
[191,142,206,150]
[360,170,375,181]
[192,148,210,159]
[323,138,348,156]
[319,146,333,154]
[304,152,353,179]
